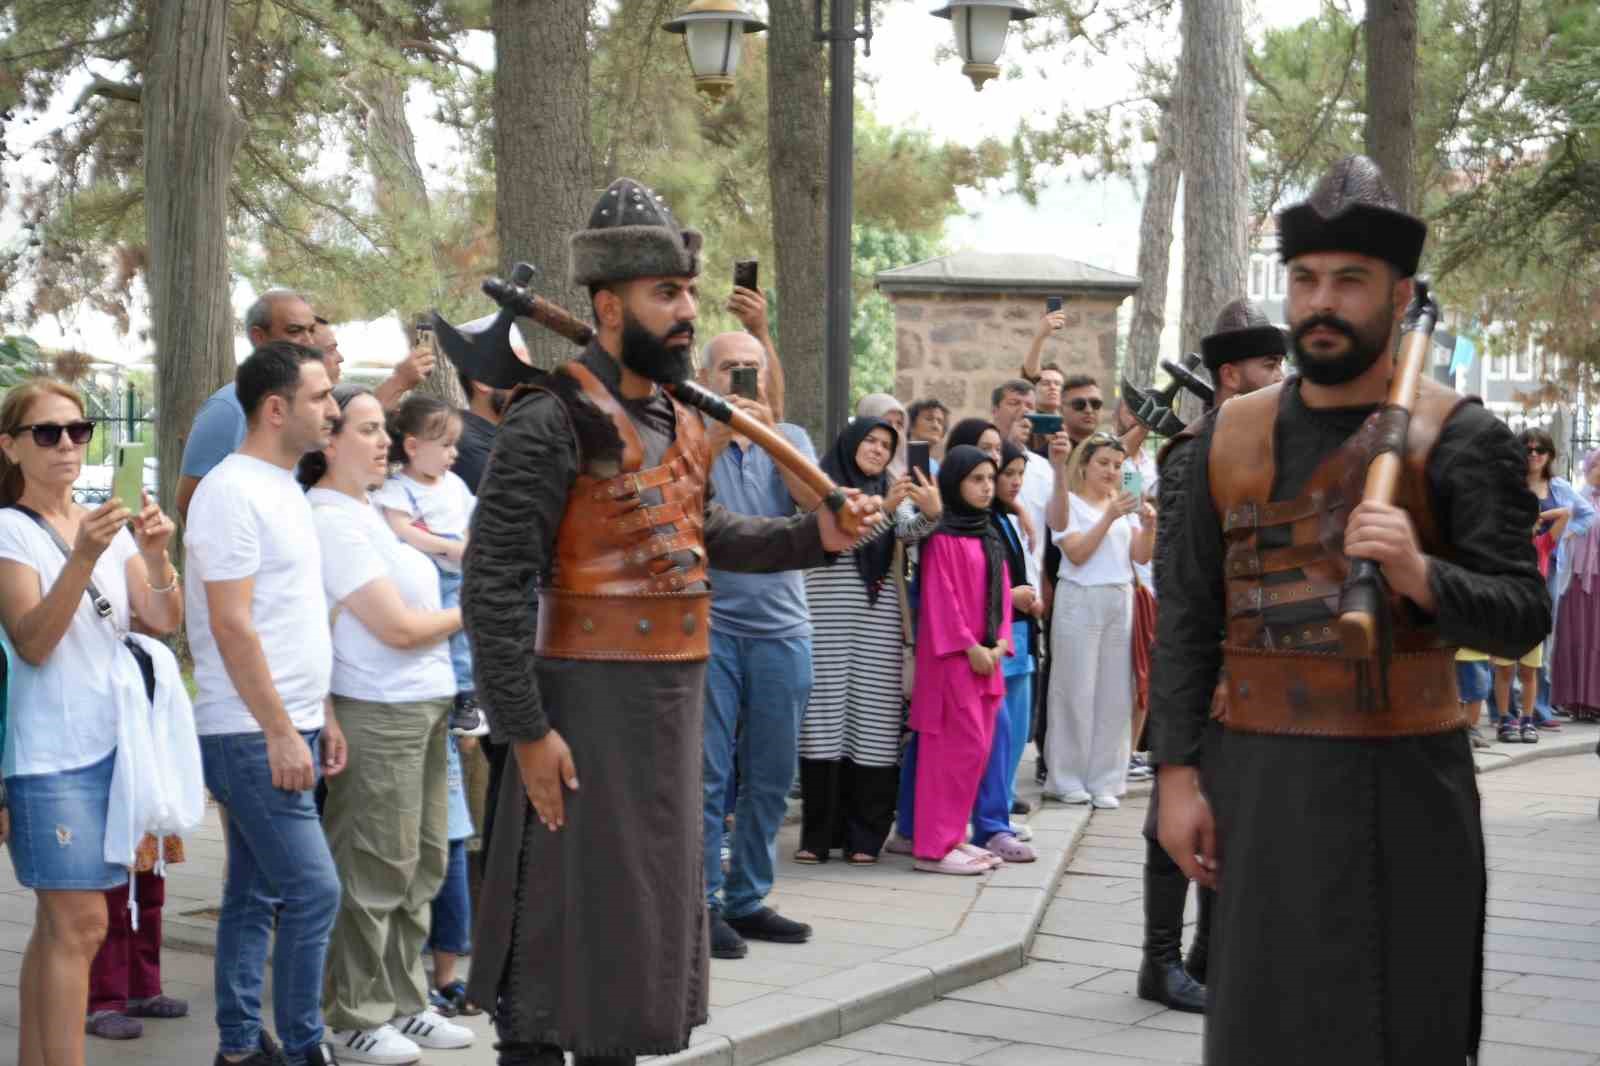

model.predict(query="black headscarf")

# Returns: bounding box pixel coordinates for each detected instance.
[822,416,899,601]
[936,445,1006,647]
[945,418,999,454]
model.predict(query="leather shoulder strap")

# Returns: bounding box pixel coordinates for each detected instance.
[562,361,644,470]
[1208,382,1284,515]
[1406,377,1474,469]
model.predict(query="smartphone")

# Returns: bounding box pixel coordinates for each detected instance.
[113,442,148,514]
[1045,295,1064,313]
[908,440,932,480]
[1028,412,1063,436]
[414,315,436,355]
[729,366,759,400]
[733,258,759,293]
[1122,463,1143,499]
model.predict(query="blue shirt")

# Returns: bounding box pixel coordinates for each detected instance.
[708,422,816,639]
[179,383,247,479]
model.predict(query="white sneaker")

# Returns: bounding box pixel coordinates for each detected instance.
[1045,789,1092,805]
[332,1025,421,1065]
[395,1008,474,1049]
[1008,822,1034,842]
[1091,795,1121,810]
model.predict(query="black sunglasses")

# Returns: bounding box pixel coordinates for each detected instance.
[13,421,95,447]
[1527,445,1551,456]
[1067,397,1104,413]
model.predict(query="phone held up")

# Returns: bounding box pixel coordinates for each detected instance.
[733,258,759,293]
[113,442,148,515]
[729,366,760,401]
[1121,463,1143,500]
[414,314,436,355]
[908,440,932,480]
[1045,295,1064,314]
[1028,412,1064,437]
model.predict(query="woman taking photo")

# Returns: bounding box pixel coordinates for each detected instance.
[1518,429,1594,728]
[0,379,182,1066]
[298,385,474,1063]
[1043,432,1153,809]
[797,416,916,864]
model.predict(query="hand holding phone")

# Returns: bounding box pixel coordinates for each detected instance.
[1046,295,1063,313]
[908,440,932,479]
[1121,463,1143,500]
[113,442,148,515]
[1028,412,1064,436]
[733,259,759,293]
[729,366,759,400]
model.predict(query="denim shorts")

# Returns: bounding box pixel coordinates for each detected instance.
[4,750,127,891]
[1456,660,1492,705]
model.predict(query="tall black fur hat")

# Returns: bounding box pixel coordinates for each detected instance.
[1277,155,1427,277]
[1200,299,1287,374]
[569,178,703,288]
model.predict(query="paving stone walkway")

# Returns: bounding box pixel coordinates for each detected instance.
[764,748,1600,1066]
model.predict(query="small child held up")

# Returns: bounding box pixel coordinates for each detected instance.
[907,445,1013,875]
[373,394,488,737]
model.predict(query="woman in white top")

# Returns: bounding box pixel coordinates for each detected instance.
[1043,431,1154,809]
[0,378,182,1066]
[295,386,475,1062]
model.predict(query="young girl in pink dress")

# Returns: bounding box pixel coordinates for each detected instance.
[908,445,1013,875]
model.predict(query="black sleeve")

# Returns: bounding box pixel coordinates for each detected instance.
[461,394,575,743]
[703,502,832,574]
[1148,424,1226,768]
[1423,405,1552,658]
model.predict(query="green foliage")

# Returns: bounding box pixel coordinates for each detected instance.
[0,335,44,387]
[850,225,943,403]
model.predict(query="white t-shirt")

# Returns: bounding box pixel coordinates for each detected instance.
[1018,451,1054,587]
[185,453,331,736]
[371,472,476,574]
[308,488,454,702]
[1055,491,1141,587]
[0,513,140,776]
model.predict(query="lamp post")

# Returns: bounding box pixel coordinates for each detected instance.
[668,0,1034,442]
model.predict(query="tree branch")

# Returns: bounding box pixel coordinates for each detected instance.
[71,77,142,111]
[398,38,484,73]
[0,28,136,64]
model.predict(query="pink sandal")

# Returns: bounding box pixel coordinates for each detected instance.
[982,832,1036,864]
[957,842,1003,868]
[914,847,993,876]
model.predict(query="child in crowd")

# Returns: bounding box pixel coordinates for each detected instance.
[374,395,487,737]
[1491,504,1571,743]
[907,446,1012,875]
[426,735,481,1017]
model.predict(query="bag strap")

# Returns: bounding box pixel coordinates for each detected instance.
[6,503,113,619]
[892,541,914,648]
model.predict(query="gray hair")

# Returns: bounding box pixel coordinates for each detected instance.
[700,331,767,370]
[244,289,307,335]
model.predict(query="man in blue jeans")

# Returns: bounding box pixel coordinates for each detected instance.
[699,324,821,959]
[185,344,347,1066]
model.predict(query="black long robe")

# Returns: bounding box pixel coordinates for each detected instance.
[1148,379,1550,1066]
[461,346,832,1055]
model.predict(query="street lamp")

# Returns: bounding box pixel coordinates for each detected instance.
[932,0,1036,91]
[663,0,768,103]
[665,0,1033,442]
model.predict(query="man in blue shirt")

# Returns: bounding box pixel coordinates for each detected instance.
[699,325,821,960]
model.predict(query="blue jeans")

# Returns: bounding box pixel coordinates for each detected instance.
[1001,670,1034,809]
[439,569,473,694]
[971,692,1013,843]
[427,839,471,955]
[703,632,812,918]
[201,731,341,1066]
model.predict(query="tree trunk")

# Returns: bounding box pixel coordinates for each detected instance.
[1177,0,1249,361]
[493,0,594,370]
[1364,0,1418,212]
[765,0,829,442]
[356,68,465,405]
[1127,86,1182,387]
[143,0,244,520]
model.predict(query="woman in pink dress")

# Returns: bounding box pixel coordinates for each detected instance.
[1553,448,1600,719]
[908,445,1014,875]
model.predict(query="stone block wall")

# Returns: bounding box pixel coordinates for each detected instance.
[887,291,1127,422]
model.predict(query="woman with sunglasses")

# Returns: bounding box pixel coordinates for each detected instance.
[1042,431,1154,809]
[1515,429,1595,730]
[0,379,182,1066]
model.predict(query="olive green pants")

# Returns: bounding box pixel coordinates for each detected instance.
[321,695,451,1031]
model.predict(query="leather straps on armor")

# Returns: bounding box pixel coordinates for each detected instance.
[1222,646,1471,737]
[536,589,710,662]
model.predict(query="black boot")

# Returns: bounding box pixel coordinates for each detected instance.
[1137,837,1207,1014]
[575,1057,636,1066]
[1186,883,1214,985]
[494,1042,565,1066]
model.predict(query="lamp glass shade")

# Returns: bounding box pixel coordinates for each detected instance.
[684,19,741,80]
[952,5,1012,65]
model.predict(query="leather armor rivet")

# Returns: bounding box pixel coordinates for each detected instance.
[581,618,595,634]
[637,619,652,635]
[682,614,696,635]
[1239,682,1251,697]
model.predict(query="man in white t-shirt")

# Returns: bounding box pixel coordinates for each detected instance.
[184,342,346,1066]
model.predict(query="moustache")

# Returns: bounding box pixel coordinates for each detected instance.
[1292,314,1358,347]
[665,321,695,343]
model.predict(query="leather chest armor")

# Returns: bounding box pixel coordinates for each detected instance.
[1205,378,1476,737]
[534,361,712,662]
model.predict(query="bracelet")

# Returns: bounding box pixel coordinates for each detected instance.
[148,567,178,594]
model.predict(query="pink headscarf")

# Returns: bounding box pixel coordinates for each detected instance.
[1572,449,1600,591]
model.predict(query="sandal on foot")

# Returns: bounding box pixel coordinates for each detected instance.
[956,841,1003,868]
[883,833,914,855]
[125,995,188,1019]
[915,847,993,876]
[792,849,824,864]
[846,852,879,865]
[86,1011,143,1040]
[982,831,1037,863]
[434,980,483,1017]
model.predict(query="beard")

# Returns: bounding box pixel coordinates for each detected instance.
[620,311,695,385]
[1290,307,1393,386]
[488,388,513,416]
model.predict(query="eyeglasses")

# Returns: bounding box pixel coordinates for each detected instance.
[1067,397,1104,413]
[12,421,95,447]
[1527,446,1551,456]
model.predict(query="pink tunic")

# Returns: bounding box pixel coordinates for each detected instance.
[908,533,1012,860]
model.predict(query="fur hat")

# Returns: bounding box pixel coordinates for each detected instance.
[569,178,703,288]
[1201,298,1287,374]
[1277,155,1427,277]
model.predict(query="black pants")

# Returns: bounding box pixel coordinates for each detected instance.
[798,757,898,859]
[496,1041,633,1066]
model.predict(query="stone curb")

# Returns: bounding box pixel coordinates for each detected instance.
[651,805,1093,1066]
